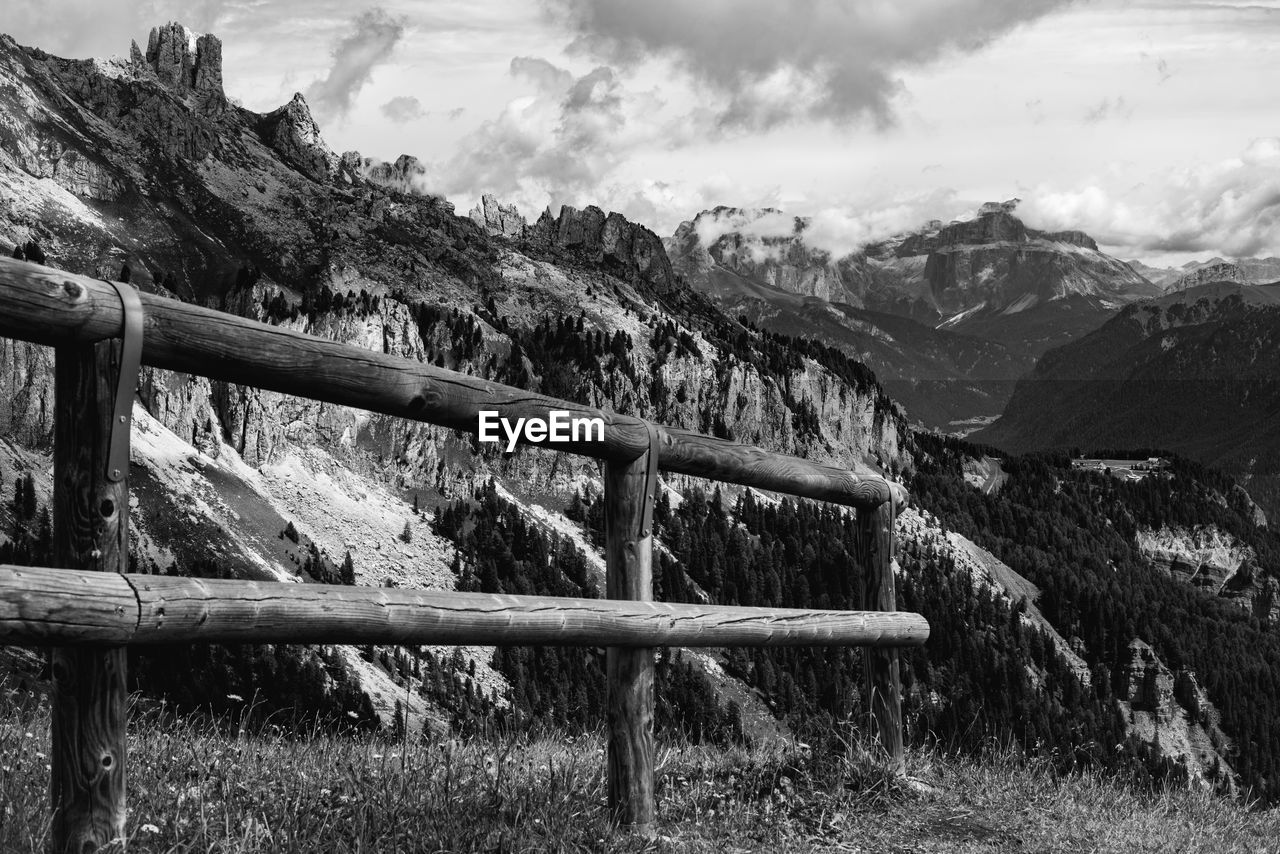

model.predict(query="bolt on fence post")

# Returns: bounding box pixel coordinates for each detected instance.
[603,450,657,837]
[50,339,131,852]
[857,499,905,776]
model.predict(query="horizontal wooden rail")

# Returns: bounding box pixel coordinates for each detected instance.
[0,257,906,513]
[0,565,929,648]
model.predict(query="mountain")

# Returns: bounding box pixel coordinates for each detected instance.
[4,20,1280,805]
[667,203,1158,430]
[0,22,906,735]
[673,262,1033,433]
[976,281,1280,519]
[1130,257,1280,291]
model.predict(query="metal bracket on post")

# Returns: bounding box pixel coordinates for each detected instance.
[105,280,144,483]
[638,421,661,539]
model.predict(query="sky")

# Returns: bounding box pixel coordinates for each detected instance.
[6,0,1280,266]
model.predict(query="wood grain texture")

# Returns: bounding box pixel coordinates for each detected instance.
[0,257,907,513]
[604,454,656,835]
[51,341,129,853]
[857,502,906,776]
[0,565,931,647]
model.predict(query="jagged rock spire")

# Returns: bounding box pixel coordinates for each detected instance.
[135,22,226,115]
[260,93,338,183]
[468,194,525,239]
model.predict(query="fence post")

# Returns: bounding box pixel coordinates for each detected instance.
[50,339,130,852]
[603,450,656,836]
[857,499,905,776]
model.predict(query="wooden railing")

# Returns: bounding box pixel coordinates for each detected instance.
[0,256,925,851]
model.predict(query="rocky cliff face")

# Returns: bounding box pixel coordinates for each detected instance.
[138,22,227,116]
[468,193,525,238]
[258,93,338,183]
[1166,260,1280,291]
[1135,257,1280,291]
[1117,640,1236,791]
[525,203,679,298]
[1135,526,1256,595]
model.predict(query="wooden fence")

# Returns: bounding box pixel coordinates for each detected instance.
[0,256,926,851]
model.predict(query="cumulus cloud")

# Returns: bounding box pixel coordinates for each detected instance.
[1019,138,1280,258]
[510,56,574,91]
[545,0,1073,129]
[802,194,970,258]
[381,95,426,123]
[305,8,406,121]
[439,55,681,225]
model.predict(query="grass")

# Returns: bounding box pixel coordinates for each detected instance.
[3,690,1280,853]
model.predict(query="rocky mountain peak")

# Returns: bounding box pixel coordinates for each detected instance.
[468,194,526,238]
[136,22,226,115]
[338,152,436,198]
[1170,261,1250,290]
[977,198,1021,216]
[527,204,678,296]
[258,92,337,183]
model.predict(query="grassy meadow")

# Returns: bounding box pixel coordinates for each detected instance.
[2,687,1279,853]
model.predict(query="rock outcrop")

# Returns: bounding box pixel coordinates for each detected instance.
[528,204,678,296]
[1135,525,1256,595]
[137,22,227,115]
[468,194,525,239]
[1119,640,1177,723]
[258,93,337,183]
[252,93,335,184]
[1116,640,1236,791]
[340,153,435,197]
[1165,261,1280,291]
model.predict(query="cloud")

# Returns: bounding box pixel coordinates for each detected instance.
[1019,138,1280,258]
[801,194,970,258]
[687,190,969,261]
[545,0,1074,129]
[305,8,406,121]
[439,56,681,225]
[510,56,574,91]
[381,95,426,123]
[1083,96,1134,124]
